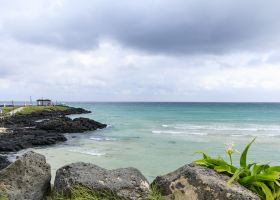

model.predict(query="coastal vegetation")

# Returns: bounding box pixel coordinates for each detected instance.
[52,185,163,200]
[18,105,68,115]
[0,189,8,200]
[52,185,122,200]
[0,105,68,115]
[0,106,20,114]
[195,138,280,200]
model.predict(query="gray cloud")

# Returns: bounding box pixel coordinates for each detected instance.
[1,0,280,101]
[1,0,280,54]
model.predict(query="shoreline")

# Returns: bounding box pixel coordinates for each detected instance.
[0,151,260,200]
[0,105,107,155]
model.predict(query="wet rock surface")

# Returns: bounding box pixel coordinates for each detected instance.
[0,106,106,153]
[0,129,67,152]
[54,162,150,200]
[152,163,260,200]
[0,151,51,200]
[37,117,107,133]
[0,155,11,170]
[1,106,90,128]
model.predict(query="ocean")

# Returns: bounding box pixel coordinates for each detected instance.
[17,102,280,181]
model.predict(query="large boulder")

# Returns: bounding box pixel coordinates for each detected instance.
[0,151,51,200]
[54,162,150,200]
[152,163,260,200]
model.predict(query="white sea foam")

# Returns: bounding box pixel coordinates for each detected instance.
[90,137,116,141]
[152,130,207,136]
[68,148,105,156]
[188,132,208,136]
[162,124,169,128]
[152,130,184,134]
[231,134,244,137]
[171,124,280,132]
[231,133,280,137]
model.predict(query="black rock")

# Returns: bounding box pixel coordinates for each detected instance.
[36,117,107,133]
[0,106,106,153]
[0,155,11,170]
[1,106,91,128]
[0,128,67,152]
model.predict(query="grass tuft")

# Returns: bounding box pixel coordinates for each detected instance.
[0,187,8,200]
[52,185,123,200]
[148,185,165,200]
[51,184,164,200]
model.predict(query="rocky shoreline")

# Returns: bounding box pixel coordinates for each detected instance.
[0,151,260,200]
[0,107,262,199]
[0,106,106,161]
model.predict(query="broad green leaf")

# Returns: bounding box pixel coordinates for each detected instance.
[274,187,280,199]
[214,165,234,175]
[240,174,279,186]
[253,164,270,175]
[267,181,275,194]
[194,151,210,159]
[265,166,280,174]
[274,180,280,187]
[252,181,274,200]
[205,158,231,167]
[247,163,257,170]
[227,168,245,185]
[194,159,212,167]
[240,138,256,168]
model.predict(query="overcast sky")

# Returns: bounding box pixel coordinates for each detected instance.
[1,0,280,102]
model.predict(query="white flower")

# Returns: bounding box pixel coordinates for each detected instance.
[225,142,239,156]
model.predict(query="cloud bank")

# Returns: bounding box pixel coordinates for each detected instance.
[0,0,280,101]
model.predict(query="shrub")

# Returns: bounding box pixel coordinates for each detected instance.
[194,138,280,200]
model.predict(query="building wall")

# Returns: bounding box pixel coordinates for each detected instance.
[37,101,51,106]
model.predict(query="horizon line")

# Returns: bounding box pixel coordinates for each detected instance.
[1,100,280,104]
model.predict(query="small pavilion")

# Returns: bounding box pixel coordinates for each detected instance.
[36,99,52,106]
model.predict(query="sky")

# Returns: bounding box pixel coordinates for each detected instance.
[1,0,280,102]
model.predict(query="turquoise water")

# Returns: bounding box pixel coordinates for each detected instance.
[22,103,280,181]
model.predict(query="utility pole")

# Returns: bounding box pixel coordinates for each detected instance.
[30,96,33,105]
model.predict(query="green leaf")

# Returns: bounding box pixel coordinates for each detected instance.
[240,138,256,168]
[193,138,280,200]
[205,158,230,166]
[214,165,235,175]
[240,174,279,186]
[273,187,280,199]
[227,168,245,185]
[194,159,211,167]
[265,166,280,174]
[252,164,270,175]
[252,181,274,200]
[195,151,210,159]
